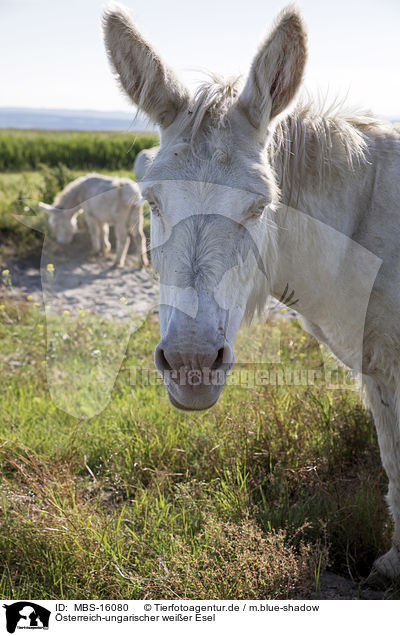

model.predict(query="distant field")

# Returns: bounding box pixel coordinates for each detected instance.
[0,129,158,172]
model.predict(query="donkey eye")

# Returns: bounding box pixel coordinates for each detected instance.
[149,201,161,217]
[248,199,268,218]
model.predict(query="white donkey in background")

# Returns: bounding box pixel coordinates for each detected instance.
[39,174,148,268]
[103,5,400,579]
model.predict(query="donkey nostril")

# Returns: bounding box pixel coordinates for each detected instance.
[155,347,172,372]
[211,347,225,370]
[156,343,233,374]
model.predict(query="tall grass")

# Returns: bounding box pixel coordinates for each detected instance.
[0,296,393,599]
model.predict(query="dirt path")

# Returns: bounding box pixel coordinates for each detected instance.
[6,254,159,319]
[317,572,388,600]
[4,254,298,321]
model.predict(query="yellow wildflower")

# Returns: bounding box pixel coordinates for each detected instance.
[27,295,33,301]
[120,296,127,304]
[46,263,54,272]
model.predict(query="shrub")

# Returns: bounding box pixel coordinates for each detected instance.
[0,130,159,172]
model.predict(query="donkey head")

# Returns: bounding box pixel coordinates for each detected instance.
[39,202,81,245]
[103,4,307,410]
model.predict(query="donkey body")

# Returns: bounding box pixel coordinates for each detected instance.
[103,5,400,578]
[40,174,148,268]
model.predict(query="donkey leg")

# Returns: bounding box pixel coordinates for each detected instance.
[114,222,130,268]
[102,223,111,255]
[85,214,101,254]
[128,203,149,267]
[137,224,149,267]
[133,204,149,267]
[363,375,400,578]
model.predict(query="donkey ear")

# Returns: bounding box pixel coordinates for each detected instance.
[38,202,53,212]
[237,6,307,134]
[103,4,190,128]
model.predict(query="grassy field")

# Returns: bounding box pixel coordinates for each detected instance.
[0,131,394,599]
[0,296,392,599]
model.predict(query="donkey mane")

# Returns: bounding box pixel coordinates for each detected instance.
[182,75,241,142]
[165,77,394,201]
[270,101,392,204]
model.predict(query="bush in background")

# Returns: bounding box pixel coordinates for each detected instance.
[0,129,158,172]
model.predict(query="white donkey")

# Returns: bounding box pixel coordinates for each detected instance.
[103,5,400,579]
[39,174,148,268]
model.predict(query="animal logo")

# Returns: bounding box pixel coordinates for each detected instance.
[3,602,50,634]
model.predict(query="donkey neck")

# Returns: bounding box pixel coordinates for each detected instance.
[268,201,381,369]
[267,109,382,368]
[270,105,377,232]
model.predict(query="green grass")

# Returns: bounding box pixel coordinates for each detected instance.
[0,297,392,599]
[0,129,158,172]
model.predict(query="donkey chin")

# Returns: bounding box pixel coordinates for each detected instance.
[167,386,222,412]
[155,346,235,411]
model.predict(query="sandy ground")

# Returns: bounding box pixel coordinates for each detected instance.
[5,253,298,321]
[6,254,159,319]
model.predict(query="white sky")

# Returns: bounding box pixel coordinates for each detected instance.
[1,0,399,118]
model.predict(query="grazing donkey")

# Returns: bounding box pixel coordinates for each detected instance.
[39,174,148,268]
[103,5,400,579]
